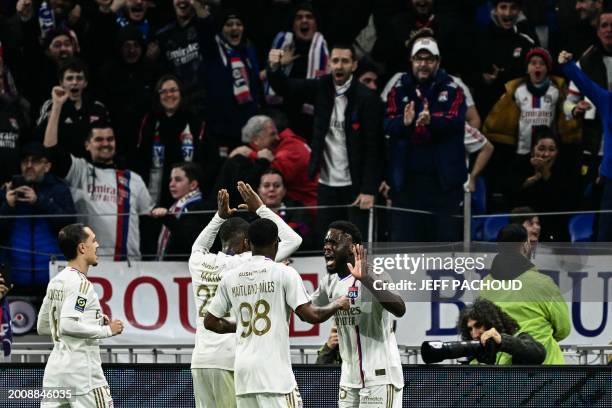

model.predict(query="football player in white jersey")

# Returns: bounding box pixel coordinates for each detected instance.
[205,218,350,408]
[189,182,303,408]
[37,223,124,407]
[313,221,406,408]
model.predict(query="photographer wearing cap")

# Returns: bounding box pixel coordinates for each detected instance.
[458,298,546,365]
[0,142,76,296]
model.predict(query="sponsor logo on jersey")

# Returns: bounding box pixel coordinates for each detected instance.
[75,296,87,312]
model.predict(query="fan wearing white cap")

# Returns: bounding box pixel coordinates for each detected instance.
[382,28,468,242]
[410,37,441,84]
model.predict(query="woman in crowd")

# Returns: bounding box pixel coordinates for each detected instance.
[137,75,218,208]
[507,127,580,241]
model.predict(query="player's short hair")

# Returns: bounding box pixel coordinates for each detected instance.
[219,217,250,245]
[248,218,279,247]
[58,223,90,261]
[328,220,362,244]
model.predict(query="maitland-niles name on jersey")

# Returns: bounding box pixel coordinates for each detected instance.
[231,281,276,298]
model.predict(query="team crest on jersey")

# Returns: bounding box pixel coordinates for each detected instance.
[438,91,448,102]
[348,286,359,299]
[513,47,522,58]
[75,296,87,312]
[544,95,553,104]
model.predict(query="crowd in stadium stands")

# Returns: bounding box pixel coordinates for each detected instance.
[1,0,612,295]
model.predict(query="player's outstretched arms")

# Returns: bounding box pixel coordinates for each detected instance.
[295,297,350,324]
[204,312,237,334]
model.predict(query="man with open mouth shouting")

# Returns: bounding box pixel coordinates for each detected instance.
[312,221,405,407]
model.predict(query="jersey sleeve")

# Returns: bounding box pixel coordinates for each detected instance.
[310,277,330,307]
[65,155,87,185]
[283,266,312,311]
[37,293,52,335]
[58,278,112,338]
[60,277,92,319]
[256,206,302,260]
[207,275,232,318]
[134,174,154,213]
[464,124,487,154]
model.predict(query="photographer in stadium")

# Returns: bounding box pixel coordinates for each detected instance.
[422,297,546,365]
[456,298,546,365]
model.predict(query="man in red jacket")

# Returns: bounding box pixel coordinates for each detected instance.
[229,114,318,207]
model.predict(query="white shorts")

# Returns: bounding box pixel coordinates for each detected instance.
[236,386,303,408]
[40,386,113,408]
[338,384,403,408]
[192,368,236,408]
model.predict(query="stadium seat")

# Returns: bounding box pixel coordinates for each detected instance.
[568,213,595,242]
[470,178,487,240]
[483,216,509,242]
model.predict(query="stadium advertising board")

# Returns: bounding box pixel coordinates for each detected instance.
[49,248,612,346]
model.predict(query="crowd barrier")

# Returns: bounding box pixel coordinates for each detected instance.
[0,364,610,407]
[0,199,610,259]
[5,343,610,365]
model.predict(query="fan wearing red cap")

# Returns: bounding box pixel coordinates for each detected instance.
[525,48,553,87]
[483,46,580,157]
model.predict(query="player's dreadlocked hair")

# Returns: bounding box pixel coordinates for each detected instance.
[328,220,362,244]
[458,298,520,341]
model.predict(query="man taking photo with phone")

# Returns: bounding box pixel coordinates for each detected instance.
[0,142,76,296]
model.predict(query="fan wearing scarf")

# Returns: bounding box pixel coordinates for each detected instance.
[151,162,208,261]
[266,2,329,141]
[200,9,261,152]
[137,74,219,208]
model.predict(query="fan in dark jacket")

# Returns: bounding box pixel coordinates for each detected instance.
[149,162,210,261]
[0,143,75,296]
[267,43,383,238]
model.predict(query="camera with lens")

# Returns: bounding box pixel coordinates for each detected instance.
[421,339,498,364]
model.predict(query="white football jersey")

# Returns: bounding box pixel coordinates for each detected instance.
[38,267,111,395]
[513,83,559,154]
[312,273,404,389]
[189,207,303,370]
[207,256,311,395]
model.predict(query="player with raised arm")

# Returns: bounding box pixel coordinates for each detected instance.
[204,218,350,408]
[37,223,124,407]
[189,182,303,408]
[313,221,405,407]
